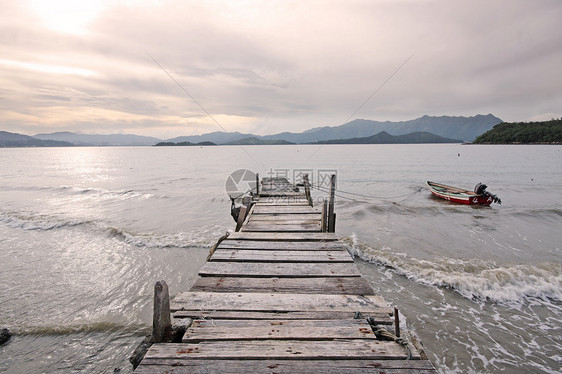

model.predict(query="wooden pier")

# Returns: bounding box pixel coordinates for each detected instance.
[135,176,436,373]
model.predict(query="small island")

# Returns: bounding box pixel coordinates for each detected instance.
[154,141,216,146]
[473,118,562,144]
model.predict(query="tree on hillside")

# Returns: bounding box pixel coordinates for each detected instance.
[473,119,562,144]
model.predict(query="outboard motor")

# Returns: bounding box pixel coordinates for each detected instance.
[474,183,487,195]
[475,183,502,204]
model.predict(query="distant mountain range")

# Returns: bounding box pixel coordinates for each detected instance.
[0,131,73,147]
[316,131,462,144]
[224,137,294,145]
[167,114,502,144]
[274,114,500,143]
[1,114,502,147]
[33,131,160,146]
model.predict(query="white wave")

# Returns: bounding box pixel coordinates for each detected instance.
[0,210,227,249]
[108,225,228,248]
[344,233,562,304]
[2,185,158,200]
[10,321,148,336]
[0,211,91,231]
[63,186,156,200]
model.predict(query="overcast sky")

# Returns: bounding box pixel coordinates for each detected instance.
[1,0,561,138]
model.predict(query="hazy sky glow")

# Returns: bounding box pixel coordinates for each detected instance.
[1,0,561,138]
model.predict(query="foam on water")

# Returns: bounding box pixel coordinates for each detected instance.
[0,211,92,231]
[10,322,148,336]
[0,185,159,200]
[344,233,562,304]
[107,225,228,248]
[0,209,226,248]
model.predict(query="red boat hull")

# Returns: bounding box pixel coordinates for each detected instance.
[426,181,499,206]
[428,189,494,205]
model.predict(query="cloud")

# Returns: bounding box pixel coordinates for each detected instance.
[1,0,561,137]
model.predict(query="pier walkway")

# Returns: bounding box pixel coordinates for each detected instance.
[135,176,436,373]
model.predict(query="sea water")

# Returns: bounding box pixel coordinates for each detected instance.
[0,144,560,373]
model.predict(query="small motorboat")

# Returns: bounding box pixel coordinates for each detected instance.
[427,181,501,205]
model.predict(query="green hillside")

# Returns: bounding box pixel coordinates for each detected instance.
[473,119,562,144]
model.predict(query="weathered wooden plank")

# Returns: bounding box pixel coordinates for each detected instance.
[259,193,302,198]
[183,319,376,342]
[227,232,337,241]
[253,205,321,214]
[187,318,375,328]
[258,191,303,197]
[260,179,297,186]
[248,214,322,224]
[254,202,311,207]
[218,239,345,250]
[246,219,320,227]
[198,262,361,278]
[241,223,320,232]
[210,249,353,263]
[136,359,437,373]
[257,196,309,200]
[190,277,375,295]
[256,197,309,201]
[173,310,392,324]
[250,212,321,218]
[171,292,390,314]
[255,197,310,204]
[246,219,321,225]
[143,339,413,360]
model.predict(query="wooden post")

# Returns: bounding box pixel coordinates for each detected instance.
[255,173,260,195]
[152,280,171,343]
[321,200,328,232]
[303,174,312,207]
[394,307,400,338]
[235,205,248,232]
[328,174,336,233]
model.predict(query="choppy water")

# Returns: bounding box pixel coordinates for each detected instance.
[0,144,560,373]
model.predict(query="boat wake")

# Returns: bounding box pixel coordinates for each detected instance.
[343,233,562,304]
